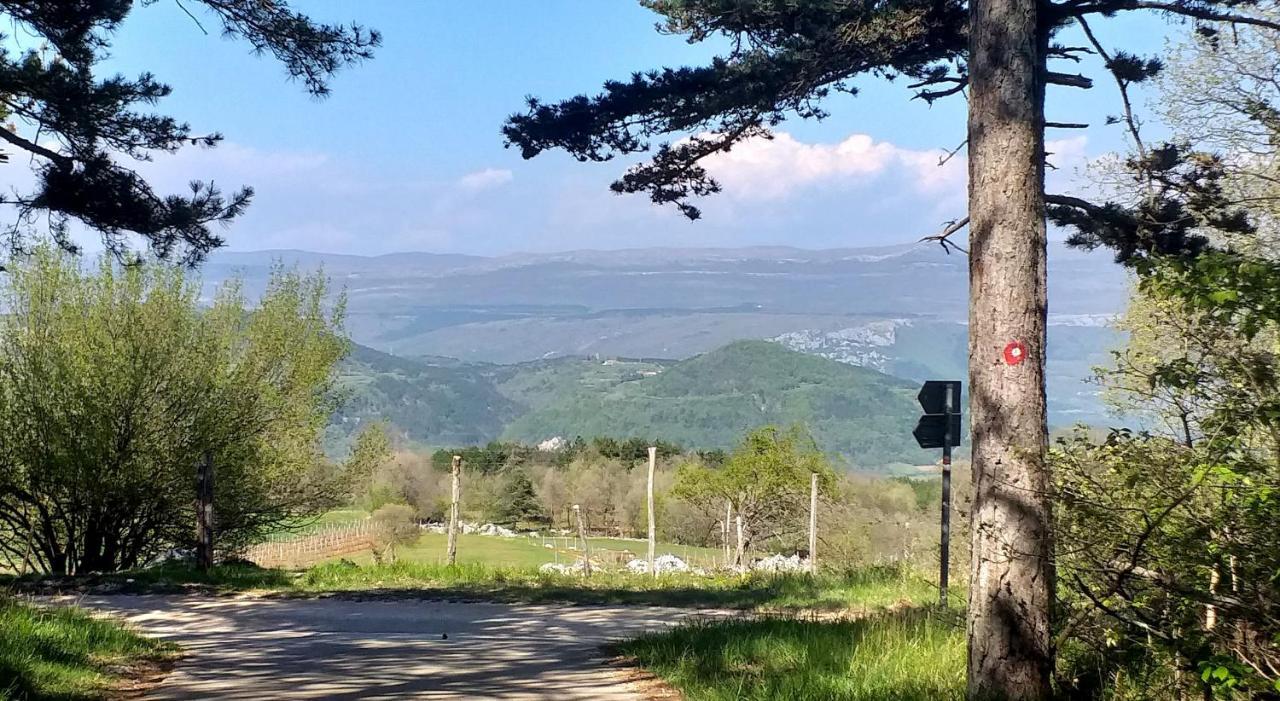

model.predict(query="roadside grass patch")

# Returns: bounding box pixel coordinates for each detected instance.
[612,608,965,701]
[334,531,724,569]
[291,560,938,610]
[10,560,940,612]
[0,598,175,700]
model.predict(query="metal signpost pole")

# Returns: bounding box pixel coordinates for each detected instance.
[940,385,954,608]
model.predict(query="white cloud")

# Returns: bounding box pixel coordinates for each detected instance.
[1047,136,1089,165]
[700,131,966,200]
[457,168,514,191]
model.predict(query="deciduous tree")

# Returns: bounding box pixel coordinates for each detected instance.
[0,247,352,573]
[672,426,834,560]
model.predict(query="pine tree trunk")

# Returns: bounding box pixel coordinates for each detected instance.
[966,0,1053,695]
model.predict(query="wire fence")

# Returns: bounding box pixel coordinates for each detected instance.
[245,521,376,568]
[243,521,728,571]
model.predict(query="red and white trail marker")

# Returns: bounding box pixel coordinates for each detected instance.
[1003,340,1027,366]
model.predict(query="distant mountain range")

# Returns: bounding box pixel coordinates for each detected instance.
[330,340,927,471]
[207,242,1130,427]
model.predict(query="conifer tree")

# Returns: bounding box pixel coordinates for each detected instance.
[502,2,1278,696]
[0,1,378,265]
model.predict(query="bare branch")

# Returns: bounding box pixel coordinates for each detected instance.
[1046,71,1095,88]
[0,127,69,165]
[920,216,970,254]
[939,138,968,166]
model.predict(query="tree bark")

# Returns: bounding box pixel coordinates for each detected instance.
[966,0,1053,695]
[196,451,215,572]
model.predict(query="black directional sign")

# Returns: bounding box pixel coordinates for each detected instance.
[913,413,962,449]
[917,380,961,415]
[914,380,962,449]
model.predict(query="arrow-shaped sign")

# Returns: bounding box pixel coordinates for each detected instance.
[913,413,963,449]
[914,380,962,449]
[917,380,961,415]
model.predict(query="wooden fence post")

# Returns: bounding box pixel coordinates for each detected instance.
[723,501,732,568]
[447,455,461,566]
[574,504,591,577]
[809,472,818,573]
[196,451,215,571]
[735,514,745,570]
[647,446,657,578]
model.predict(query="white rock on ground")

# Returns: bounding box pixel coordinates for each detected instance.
[540,560,593,574]
[751,553,809,572]
[625,554,689,574]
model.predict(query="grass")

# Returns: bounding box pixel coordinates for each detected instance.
[612,608,965,701]
[342,532,557,567]
[333,531,724,569]
[0,597,176,701]
[11,560,940,612]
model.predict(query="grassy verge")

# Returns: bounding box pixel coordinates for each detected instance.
[0,597,176,701]
[612,608,965,701]
[331,531,723,569]
[9,561,939,611]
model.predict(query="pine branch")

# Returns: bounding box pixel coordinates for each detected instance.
[1076,15,1146,158]
[0,126,70,165]
[1063,0,1280,31]
[1047,193,1108,215]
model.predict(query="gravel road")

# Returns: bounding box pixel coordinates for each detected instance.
[72,595,707,700]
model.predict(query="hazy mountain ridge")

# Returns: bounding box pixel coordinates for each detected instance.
[212,242,1129,426]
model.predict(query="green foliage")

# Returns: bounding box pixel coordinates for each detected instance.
[503,341,924,467]
[331,345,522,453]
[0,598,176,700]
[494,470,543,525]
[674,425,836,552]
[369,504,418,564]
[1053,249,1280,698]
[0,1,376,263]
[338,341,926,468]
[613,609,965,701]
[344,421,394,509]
[0,247,353,574]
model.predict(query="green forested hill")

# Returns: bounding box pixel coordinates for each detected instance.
[329,340,927,469]
[327,344,522,451]
[499,341,923,468]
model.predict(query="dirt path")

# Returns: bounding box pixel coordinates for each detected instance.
[71,595,706,700]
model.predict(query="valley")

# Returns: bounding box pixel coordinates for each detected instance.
[233,243,1126,464]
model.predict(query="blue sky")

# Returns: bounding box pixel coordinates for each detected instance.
[75,1,1181,255]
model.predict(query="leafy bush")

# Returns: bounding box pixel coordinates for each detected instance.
[370,504,418,564]
[0,248,355,574]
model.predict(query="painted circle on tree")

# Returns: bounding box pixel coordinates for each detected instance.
[1003,340,1027,366]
